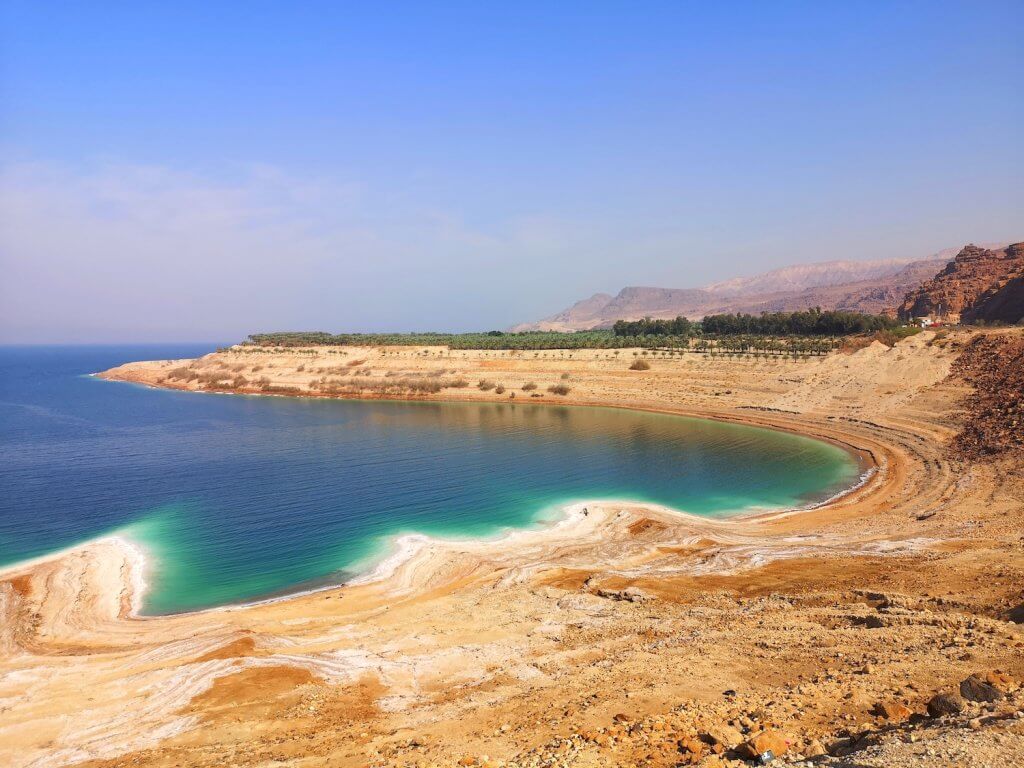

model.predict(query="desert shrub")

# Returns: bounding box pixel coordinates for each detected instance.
[197,371,233,386]
[449,379,470,388]
[629,359,651,370]
[560,372,570,380]
[547,384,571,396]
[861,326,923,349]
[398,378,444,394]
[494,385,506,394]
[231,375,248,388]
[522,382,538,391]
[478,379,496,391]
[167,367,199,382]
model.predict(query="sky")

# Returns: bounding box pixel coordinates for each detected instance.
[1,2,1021,342]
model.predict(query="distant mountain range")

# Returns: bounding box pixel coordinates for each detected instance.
[512,244,1011,331]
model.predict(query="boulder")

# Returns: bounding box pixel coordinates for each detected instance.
[677,736,704,763]
[927,693,964,717]
[872,700,912,721]
[701,723,744,750]
[802,740,827,758]
[985,671,1016,693]
[736,729,790,759]
[960,675,1005,703]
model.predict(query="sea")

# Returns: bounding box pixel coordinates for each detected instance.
[0,345,862,614]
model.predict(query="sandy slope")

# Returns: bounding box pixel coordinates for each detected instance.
[2,329,1023,767]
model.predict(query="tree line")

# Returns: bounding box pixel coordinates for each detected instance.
[245,309,899,350]
[615,308,897,338]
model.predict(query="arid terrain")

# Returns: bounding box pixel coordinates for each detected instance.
[3,328,1023,767]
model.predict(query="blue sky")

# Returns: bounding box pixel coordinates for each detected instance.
[1,1,1021,341]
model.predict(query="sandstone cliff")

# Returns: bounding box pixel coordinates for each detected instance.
[898,243,1024,324]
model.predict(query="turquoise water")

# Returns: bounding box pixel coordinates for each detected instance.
[0,345,862,615]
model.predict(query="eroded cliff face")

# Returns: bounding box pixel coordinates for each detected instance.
[899,243,1024,323]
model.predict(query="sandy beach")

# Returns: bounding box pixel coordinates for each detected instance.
[2,328,1022,767]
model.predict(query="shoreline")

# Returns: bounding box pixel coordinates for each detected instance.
[25,364,888,622]
[4,366,880,618]
[0,381,882,619]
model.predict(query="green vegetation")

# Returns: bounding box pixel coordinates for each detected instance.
[612,316,695,337]
[700,308,897,336]
[242,309,907,357]
[246,330,636,350]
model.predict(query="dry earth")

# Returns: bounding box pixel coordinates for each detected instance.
[2,328,1023,768]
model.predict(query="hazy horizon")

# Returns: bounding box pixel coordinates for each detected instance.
[2,2,1022,343]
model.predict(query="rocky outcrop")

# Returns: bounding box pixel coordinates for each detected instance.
[898,243,1024,323]
[963,243,1024,324]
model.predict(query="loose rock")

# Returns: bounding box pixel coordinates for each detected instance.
[927,693,965,717]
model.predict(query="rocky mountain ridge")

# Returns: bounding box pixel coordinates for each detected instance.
[514,244,1010,332]
[899,243,1024,324]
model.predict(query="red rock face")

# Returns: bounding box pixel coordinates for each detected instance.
[898,243,1024,323]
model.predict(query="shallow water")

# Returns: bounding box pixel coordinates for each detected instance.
[0,345,862,614]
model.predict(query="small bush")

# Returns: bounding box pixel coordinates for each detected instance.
[167,367,199,382]
[449,378,470,388]
[629,359,651,370]
[478,379,496,391]
[197,371,232,386]
[560,372,570,380]
[522,382,538,391]
[494,385,506,394]
[547,384,571,396]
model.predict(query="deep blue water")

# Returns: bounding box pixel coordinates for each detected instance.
[0,345,861,614]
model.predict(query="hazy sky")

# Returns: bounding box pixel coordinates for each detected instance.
[1,2,1021,342]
